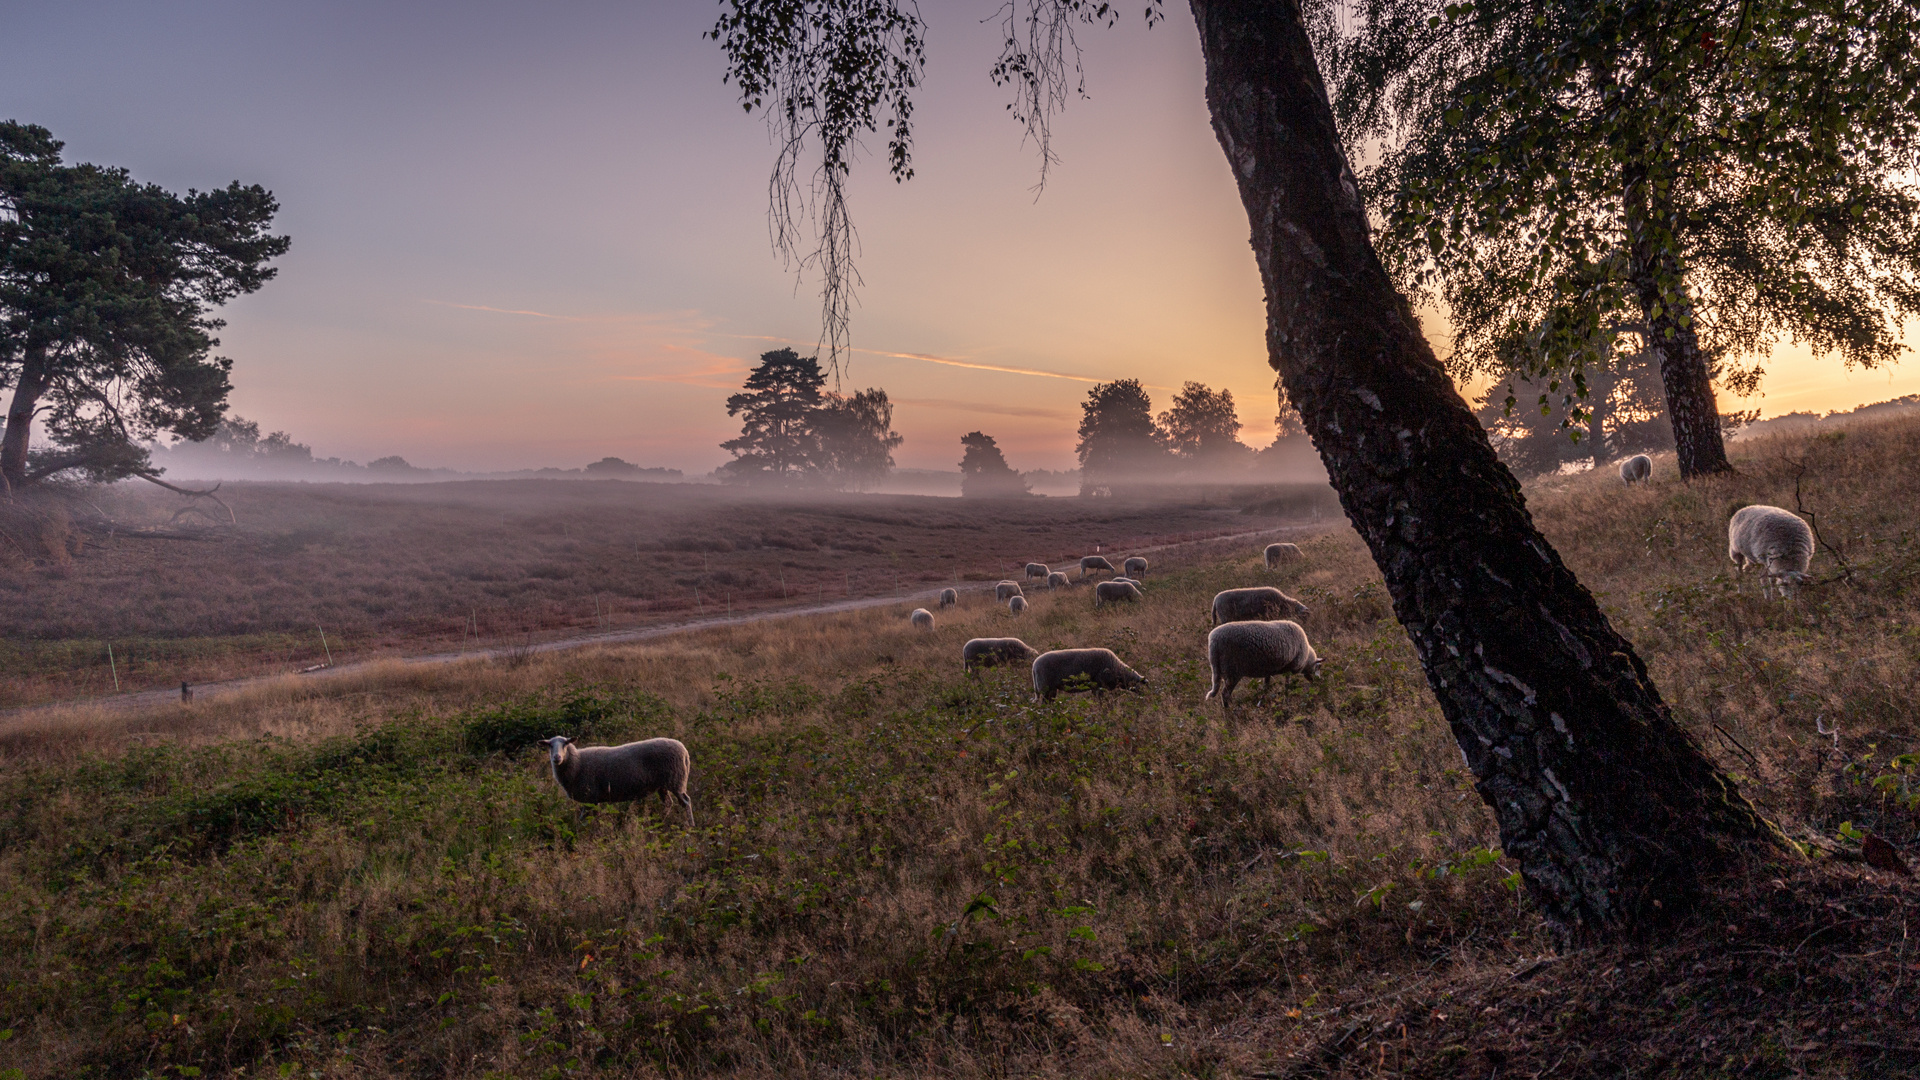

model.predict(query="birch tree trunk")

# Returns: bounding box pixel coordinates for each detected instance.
[1187,0,1788,932]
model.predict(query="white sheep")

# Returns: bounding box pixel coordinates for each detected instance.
[1024,562,1050,582]
[1212,586,1310,625]
[1079,555,1116,580]
[1123,556,1149,577]
[996,580,1024,601]
[938,587,958,608]
[1619,454,1652,484]
[1205,620,1323,712]
[1728,505,1815,595]
[910,608,935,630]
[1031,647,1148,701]
[541,736,694,827]
[1008,595,1029,615]
[963,637,1039,673]
[1094,580,1143,607]
[1265,542,1302,569]
[1047,571,1071,589]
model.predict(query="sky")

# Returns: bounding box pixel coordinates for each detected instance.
[5,1,1918,474]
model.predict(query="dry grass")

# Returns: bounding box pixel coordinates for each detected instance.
[1,416,1916,1078]
[0,479,1337,707]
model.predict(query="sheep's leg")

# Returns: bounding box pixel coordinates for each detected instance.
[1220,677,1238,712]
[1253,676,1274,705]
[679,792,696,828]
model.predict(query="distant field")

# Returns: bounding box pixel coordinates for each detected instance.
[0,479,1340,706]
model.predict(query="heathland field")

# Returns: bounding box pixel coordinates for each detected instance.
[3,416,1919,1077]
[0,479,1338,707]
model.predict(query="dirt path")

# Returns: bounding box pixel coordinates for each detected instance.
[8,524,1315,719]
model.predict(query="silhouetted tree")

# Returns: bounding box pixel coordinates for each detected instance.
[1478,352,1674,479]
[718,348,828,485]
[958,430,1029,496]
[1075,379,1167,493]
[0,122,290,493]
[816,387,904,489]
[1159,381,1252,463]
[711,0,1788,933]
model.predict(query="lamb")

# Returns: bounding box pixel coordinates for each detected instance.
[541,736,694,827]
[1095,580,1143,607]
[910,608,935,630]
[1024,562,1051,582]
[1212,586,1310,625]
[1079,555,1116,580]
[1047,571,1071,589]
[1619,454,1652,484]
[996,580,1024,601]
[1008,595,1029,615]
[1265,542,1302,569]
[963,637,1039,673]
[1204,620,1323,712]
[1031,648,1149,701]
[1728,504,1815,595]
[938,587,958,609]
[1123,556,1149,577]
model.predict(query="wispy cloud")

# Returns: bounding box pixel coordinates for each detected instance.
[422,299,585,321]
[890,396,1074,420]
[855,348,1108,384]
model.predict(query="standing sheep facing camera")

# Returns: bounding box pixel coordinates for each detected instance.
[1031,648,1148,701]
[996,580,1024,601]
[1619,454,1653,484]
[542,736,694,827]
[1024,562,1050,582]
[1079,555,1116,580]
[1728,505,1815,595]
[1123,556,1149,577]
[1205,620,1322,712]
[938,588,958,608]
[1265,542,1302,569]
[910,608,935,630]
[1047,571,1071,589]
[963,637,1039,673]
[1212,586,1310,624]
[1008,595,1029,615]
[1094,579,1143,607]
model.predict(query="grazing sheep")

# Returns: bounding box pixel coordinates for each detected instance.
[963,637,1039,673]
[1024,562,1050,582]
[1728,505,1815,595]
[1619,454,1652,484]
[1009,595,1029,615]
[1031,648,1148,701]
[910,608,935,630]
[1095,580,1144,607]
[1265,542,1302,569]
[1205,620,1323,712]
[1123,556,1149,577]
[542,736,694,827]
[1212,586,1310,625]
[1047,571,1071,589]
[1079,555,1116,580]
[996,580,1024,601]
[938,587,958,608]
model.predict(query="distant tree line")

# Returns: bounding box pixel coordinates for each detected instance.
[717,348,903,489]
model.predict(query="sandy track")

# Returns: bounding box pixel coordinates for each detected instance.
[7,524,1315,719]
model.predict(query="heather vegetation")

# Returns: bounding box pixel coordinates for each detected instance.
[3,414,1917,1077]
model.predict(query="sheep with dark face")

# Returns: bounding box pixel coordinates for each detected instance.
[1728,505,1815,595]
[1078,555,1116,580]
[1123,556,1148,577]
[1205,620,1322,711]
[1031,648,1148,701]
[542,736,694,827]
[910,608,935,630]
[1265,542,1302,569]
[938,587,958,608]
[996,580,1024,601]
[963,637,1039,673]
[1024,562,1050,582]
[1047,571,1071,589]
[1619,454,1652,484]
[1211,586,1310,625]
[1094,580,1143,607]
